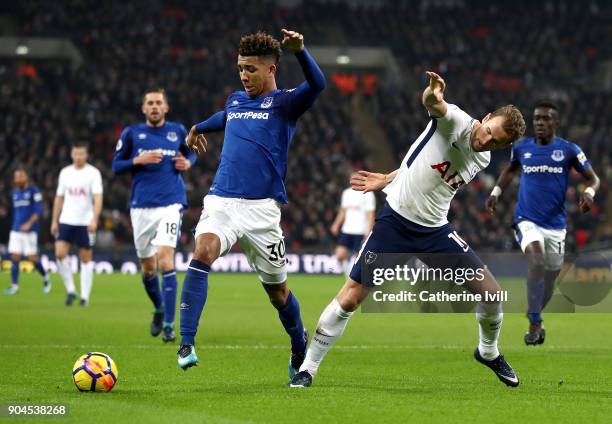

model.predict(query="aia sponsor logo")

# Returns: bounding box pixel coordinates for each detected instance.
[431,161,465,190]
[67,187,87,196]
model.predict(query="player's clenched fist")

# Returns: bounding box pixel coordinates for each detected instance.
[186,125,208,155]
[281,29,304,52]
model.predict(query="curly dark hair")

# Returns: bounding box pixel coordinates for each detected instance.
[238,32,282,63]
[491,104,526,142]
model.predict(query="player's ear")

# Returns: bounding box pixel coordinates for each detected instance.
[269,63,277,76]
[482,113,491,123]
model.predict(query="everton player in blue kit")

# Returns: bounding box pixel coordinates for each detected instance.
[487,101,600,345]
[113,88,196,342]
[177,30,325,376]
[4,167,50,295]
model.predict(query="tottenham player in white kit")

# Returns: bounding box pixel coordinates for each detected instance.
[51,142,103,306]
[290,71,526,388]
[330,187,375,276]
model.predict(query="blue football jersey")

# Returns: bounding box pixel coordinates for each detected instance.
[112,121,196,208]
[512,137,591,229]
[195,49,325,204]
[12,186,43,232]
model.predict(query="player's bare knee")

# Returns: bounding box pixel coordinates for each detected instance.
[193,234,220,266]
[79,249,92,263]
[337,278,366,312]
[140,257,157,277]
[336,247,348,261]
[263,282,289,308]
[11,254,21,262]
[157,248,175,272]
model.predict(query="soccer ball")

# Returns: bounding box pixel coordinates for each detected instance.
[72,352,118,392]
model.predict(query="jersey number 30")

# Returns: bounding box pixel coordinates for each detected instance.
[267,240,286,262]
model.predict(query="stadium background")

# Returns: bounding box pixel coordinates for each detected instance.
[1,0,611,258]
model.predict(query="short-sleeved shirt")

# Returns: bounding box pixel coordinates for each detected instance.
[512,137,591,229]
[340,188,376,235]
[384,104,490,227]
[56,164,103,226]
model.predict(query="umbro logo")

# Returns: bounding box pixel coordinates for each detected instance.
[523,152,532,159]
[180,302,189,309]
[138,133,147,139]
[232,100,239,106]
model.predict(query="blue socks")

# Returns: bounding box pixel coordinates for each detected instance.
[276,291,306,352]
[11,260,19,285]
[527,277,545,323]
[180,260,210,345]
[162,270,178,326]
[34,261,49,282]
[142,274,163,310]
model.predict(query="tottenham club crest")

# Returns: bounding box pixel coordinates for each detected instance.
[166,132,178,142]
[551,150,564,162]
[260,97,273,109]
[365,251,378,265]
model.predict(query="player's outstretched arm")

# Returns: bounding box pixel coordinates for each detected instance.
[330,208,346,236]
[189,110,227,155]
[485,162,520,214]
[282,29,326,119]
[350,169,397,193]
[578,167,600,213]
[422,71,448,118]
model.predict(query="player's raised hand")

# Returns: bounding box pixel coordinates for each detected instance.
[173,153,191,171]
[350,170,386,193]
[281,29,304,52]
[425,71,446,103]
[578,192,594,213]
[186,125,208,155]
[134,151,163,165]
[485,195,498,214]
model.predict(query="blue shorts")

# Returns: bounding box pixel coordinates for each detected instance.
[57,224,94,249]
[350,203,484,284]
[337,232,364,252]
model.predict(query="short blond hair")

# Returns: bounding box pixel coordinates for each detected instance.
[491,104,526,142]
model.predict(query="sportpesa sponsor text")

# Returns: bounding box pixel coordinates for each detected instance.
[522,164,563,174]
[227,111,270,121]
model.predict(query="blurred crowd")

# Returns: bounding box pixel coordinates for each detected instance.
[1,0,610,252]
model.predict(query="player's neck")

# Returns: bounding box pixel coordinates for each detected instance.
[73,163,87,169]
[146,118,166,128]
[535,134,554,145]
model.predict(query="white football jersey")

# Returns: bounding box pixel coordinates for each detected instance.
[56,164,103,226]
[384,104,490,227]
[340,188,376,235]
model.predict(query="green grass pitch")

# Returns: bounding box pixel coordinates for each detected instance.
[1,272,612,423]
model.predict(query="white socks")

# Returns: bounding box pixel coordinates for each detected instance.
[80,262,94,302]
[299,298,354,376]
[476,302,503,360]
[57,257,76,294]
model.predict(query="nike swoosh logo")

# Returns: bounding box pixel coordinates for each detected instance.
[315,329,330,337]
[500,374,519,384]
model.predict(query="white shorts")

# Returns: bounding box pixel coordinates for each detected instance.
[514,220,566,270]
[8,231,38,256]
[130,204,183,258]
[194,195,286,284]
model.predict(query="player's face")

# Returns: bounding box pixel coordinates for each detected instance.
[533,107,558,139]
[13,170,28,188]
[71,147,88,167]
[142,93,168,126]
[237,55,276,97]
[471,115,512,152]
